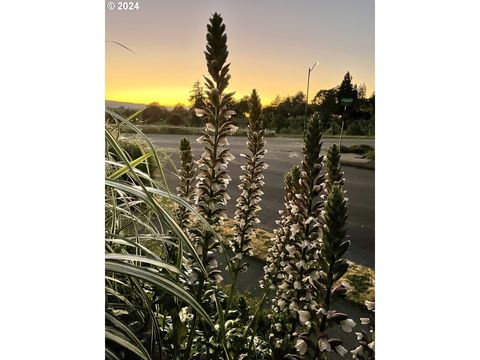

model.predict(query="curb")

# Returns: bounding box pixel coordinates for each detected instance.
[340,160,375,170]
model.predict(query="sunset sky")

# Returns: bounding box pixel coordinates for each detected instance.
[106,0,374,106]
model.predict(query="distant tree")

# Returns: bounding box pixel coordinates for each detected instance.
[358,82,367,100]
[142,102,168,124]
[168,104,188,126]
[338,71,357,102]
[291,91,306,116]
[231,95,250,118]
[273,113,287,132]
[313,88,338,112]
[188,80,205,109]
[270,95,282,107]
[369,92,375,106]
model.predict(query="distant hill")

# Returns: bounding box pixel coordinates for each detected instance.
[105,100,176,111]
[105,100,147,110]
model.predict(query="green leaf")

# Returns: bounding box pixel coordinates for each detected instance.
[105,312,152,360]
[105,260,215,330]
[108,151,154,181]
[105,326,149,360]
[105,253,186,279]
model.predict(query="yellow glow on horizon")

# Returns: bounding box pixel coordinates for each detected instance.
[106,88,275,107]
[106,87,191,107]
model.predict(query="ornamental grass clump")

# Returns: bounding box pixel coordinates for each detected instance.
[229,89,268,297]
[104,110,225,360]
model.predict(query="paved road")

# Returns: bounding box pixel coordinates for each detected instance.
[144,134,375,268]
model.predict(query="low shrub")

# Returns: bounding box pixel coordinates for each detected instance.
[340,144,374,155]
[120,124,276,136]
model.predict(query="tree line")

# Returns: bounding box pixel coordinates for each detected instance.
[111,72,375,136]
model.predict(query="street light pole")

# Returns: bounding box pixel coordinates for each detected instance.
[339,105,347,149]
[303,62,318,132]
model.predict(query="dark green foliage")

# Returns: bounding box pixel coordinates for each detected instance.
[321,185,349,268]
[116,138,151,174]
[338,71,358,105]
[176,138,196,228]
[325,144,344,192]
[318,184,350,333]
[189,80,206,109]
[142,102,169,124]
[339,144,374,155]
[205,12,230,89]
[303,113,324,170]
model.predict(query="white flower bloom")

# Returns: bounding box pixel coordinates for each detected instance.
[277,299,286,310]
[335,345,348,357]
[214,273,223,284]
[304,216,315,225]
[218,137,229,146]
[221,152,234,163]
[296,260,306,269]
[291,223,301,236]
[278,282,288,290]
[286,244,296,255]
[223,110,236,119]
[294,281,302,290]
[295,339,307,355]
[289,301,299,311]
[365,300,375,311]
[208,258,218,269]
[298,310,310,324]
[205,122,215,132]
[316,307,326,316]
[351,345,364,358]
[360,317,370,325]
[284,264,293,273]
[355,332,363,340]
[194,108,206,117]
[368,341,375,351]
[274,323,282,331]
[179,306,190,323]
[318,337,331,352]
[340,319,356,333]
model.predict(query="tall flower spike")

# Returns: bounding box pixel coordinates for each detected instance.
[262,166,301,289]
[325,144,344,192]
[227,90,268,307]
[268,114,328,358]
[230,89,268,268]
[191,12,237,285]
[315,179,352,358]
[176,138,196,229]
